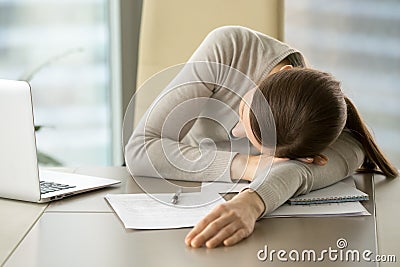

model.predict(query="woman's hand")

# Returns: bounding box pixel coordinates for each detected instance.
[185,189,264,248]
[190,154,329,248]
[297,154,328,166]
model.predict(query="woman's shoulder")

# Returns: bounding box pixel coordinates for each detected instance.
[207,25,252,37]
[190,26,301,84]
[205,25,285,47]
[208,25,274,40]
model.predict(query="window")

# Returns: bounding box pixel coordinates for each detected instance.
[0,0,113,166]
[285,0,400,167]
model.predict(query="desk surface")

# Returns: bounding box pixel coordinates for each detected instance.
[1,167,399,267]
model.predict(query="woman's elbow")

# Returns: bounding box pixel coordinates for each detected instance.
[124,137,160,178]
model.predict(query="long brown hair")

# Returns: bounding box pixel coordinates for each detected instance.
[344,97,398,177]
[250,68,398,178]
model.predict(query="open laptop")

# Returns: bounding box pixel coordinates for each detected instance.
[0,79,120,203]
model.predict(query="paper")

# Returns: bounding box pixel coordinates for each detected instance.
[107,177,371,229]
[265,201,370,218]
[201,181,250,194]
[105,192,225,229]
[288,177,369,205]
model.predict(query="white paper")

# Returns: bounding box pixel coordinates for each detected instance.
[265,201,370,218]
[105,192,225,229]
[201,181,250,194]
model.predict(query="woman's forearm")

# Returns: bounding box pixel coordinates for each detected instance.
[230,154,247,180]
[249,131,365,216]
[237,189,266,217]
[230,153,289,181]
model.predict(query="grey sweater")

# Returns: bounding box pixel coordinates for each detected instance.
[125,26,365,216]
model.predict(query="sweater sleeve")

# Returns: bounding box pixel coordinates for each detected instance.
[249,131,366,216]
[125,28,243,182]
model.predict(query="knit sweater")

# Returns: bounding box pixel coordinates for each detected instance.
[125,26,365,216]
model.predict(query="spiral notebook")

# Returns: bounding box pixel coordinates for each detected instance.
[288,176,369,205]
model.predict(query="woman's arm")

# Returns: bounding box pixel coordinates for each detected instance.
[125,68,236,182]
[125,28,234,182]
[251,131,365,216]
[125,26,266,182]
[186,131,365,247]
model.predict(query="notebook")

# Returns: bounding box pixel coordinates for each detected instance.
[287,176,369,205]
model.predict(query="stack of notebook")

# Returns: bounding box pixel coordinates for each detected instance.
[288,177,369,205]
[264,176,370,218]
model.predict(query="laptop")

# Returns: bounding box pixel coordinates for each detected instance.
[0,79,120,203]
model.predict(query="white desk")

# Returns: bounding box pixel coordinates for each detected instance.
[1,167,399,267]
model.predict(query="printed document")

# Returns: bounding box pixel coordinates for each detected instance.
[105,192,225,229]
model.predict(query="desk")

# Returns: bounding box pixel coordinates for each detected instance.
[1,167,399,267]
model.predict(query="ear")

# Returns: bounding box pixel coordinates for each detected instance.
[279,65,293,71]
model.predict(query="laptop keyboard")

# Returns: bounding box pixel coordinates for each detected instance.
[40,181,76,194]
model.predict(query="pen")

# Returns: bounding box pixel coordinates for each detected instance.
[171,187,182,204]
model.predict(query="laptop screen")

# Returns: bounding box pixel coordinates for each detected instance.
[0,79,41,202]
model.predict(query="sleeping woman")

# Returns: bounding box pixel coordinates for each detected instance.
[125,26,398,248]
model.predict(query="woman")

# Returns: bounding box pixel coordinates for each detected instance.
[125,26,397,248]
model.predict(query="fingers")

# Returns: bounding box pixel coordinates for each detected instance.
[187,216,246,248]
[297,154,328,166]
[272,157,289,163]
[204,220,241,248]
[313,154,328,166]
[185,196,257,248]
[187,207,235,248]
[297,157,314,164]
[185,209,221,246]
[185,203,251,248]
[223,228,249,246]
[189,218,231,248]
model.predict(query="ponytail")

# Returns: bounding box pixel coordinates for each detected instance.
[344,97,398,178]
